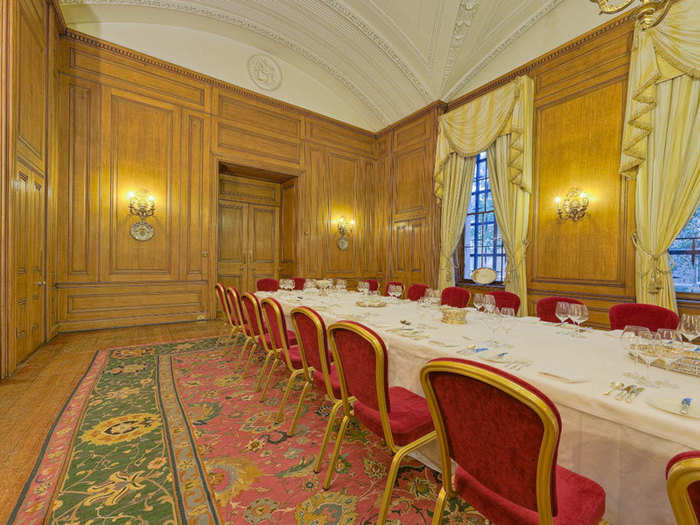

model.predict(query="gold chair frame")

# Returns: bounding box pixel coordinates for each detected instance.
[419,359,560,525]
[238,292,273,383]
[326,321,436,525]
[667,455,700,525]
[215,283,238,346]
[223,286,253,356]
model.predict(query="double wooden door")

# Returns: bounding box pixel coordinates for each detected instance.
[218,201,279,300]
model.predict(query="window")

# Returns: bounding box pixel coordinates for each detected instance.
[458,151,507,282]
[670,205,700,293]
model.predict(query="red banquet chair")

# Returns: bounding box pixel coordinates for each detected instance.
[325,321,436,525]
[420,358,606,525]
[224,285,248,342]
[290,307,349,456]
[407,283,429,301]
[488,290,521,312]
[536,296,584,323]
[363,279,379,292]
[666,451,700,525]
[609,303,679,331]
[293,277,306,290]
[383,281,404,297]
[441,287,470,308]
[256,278,279,292]
[214,283,235,338]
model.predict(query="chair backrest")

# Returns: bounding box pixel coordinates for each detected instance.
[214,283,233,326]
[328,321,389,414]
[441,286,470,308]
[609,303,679,331]
[261,297,291,350]
[293,277,306,290]
[667,451,700,525]
[536,296,584,323]
[407,283,429,301]
[291,307,331,384]
[256,278,279,292]
[365,279,379,292]
[224,286,245,328]
[383,281,404,297]
[489,290,521,312]
[420,358,561,520]
[240,293,266,338]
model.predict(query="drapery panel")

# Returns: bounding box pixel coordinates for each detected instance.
[438,155,476,289]
[434,75,533,303]
[488,135,530,316]
[620,0,700,310]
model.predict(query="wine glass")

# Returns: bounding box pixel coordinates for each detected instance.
[279,279,293,293]
[473,293,483,312]
[358,281,369,295]
[334,279,346,292]
[679,314,699,345]
[388,284,402,301]
[555,302,570,326]
[654,330,682,372]
[482,295,496,314]
[569,304,589,336]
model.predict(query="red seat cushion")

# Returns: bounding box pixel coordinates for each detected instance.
[354,386,433,446]
[312,364,341,398]
[454,464,605,525]
[259,330,297,349]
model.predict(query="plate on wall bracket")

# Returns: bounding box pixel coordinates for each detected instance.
[471,267,497,284]
[130,222,155,241]
[337,237,349,250]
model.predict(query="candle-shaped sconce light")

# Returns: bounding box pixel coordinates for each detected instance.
[128,189,156,241]
[555,188,590,222]
[333,216,355,250]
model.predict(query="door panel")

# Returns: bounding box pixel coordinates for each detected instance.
[217,201,247,314]
[248,205,279,292]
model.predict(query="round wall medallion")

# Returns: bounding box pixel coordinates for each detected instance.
[471,266,497,284]
[130,222,155,241]
[337,237,349,251]
[247,54,282,91]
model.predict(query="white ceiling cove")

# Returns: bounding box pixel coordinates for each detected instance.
[59,0,614,130]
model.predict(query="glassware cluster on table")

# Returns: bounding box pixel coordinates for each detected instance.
[554,301,589,336]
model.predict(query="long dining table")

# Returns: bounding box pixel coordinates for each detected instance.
[255,289,700,525]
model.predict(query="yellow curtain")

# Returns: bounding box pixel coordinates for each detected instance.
[438,154,476,289]
[620,0,700,310]
[488,135,531,316]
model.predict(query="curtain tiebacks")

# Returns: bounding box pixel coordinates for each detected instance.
[631,232,674,294]
[504,239,530,287]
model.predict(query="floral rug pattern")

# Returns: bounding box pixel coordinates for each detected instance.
[9,335,487,524]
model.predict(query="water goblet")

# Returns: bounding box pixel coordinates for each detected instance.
[482,294,496,314]
[679,313,698,345]
[569,304,589,336]
[358,281,369,295]
[473,293,483,311]
[555,301,570,326]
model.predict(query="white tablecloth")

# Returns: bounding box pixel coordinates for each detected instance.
[257,291,700,525]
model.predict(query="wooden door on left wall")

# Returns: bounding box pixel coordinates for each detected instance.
[13,166,46,363]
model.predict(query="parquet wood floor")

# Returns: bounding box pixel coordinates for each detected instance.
[0,320,225,523]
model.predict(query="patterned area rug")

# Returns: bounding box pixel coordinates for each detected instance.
[9,335,488,524]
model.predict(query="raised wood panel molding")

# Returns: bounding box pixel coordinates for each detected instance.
[392,144,428,219]
[393,113,432,152]
[100,88,181,282]
[280,180,297,276]
[305,117,374,157]
[219,174,281,206]
[215,91,302,140]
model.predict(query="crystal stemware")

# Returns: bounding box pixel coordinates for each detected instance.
[569,304,589,336]
[679,313,698,345]
[473,293,483,311]
[482,294,496,314]
[555,301,570,326]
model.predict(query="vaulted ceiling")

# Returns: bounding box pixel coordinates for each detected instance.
[59,0,614,130]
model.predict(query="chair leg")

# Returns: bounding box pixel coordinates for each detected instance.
[314,400,343,473]
[288,379,312,435]
[376,445,414,525]
[276,370,303,423]
[254,351,274,391]
[240,341,258,374]
[259,357,280,401]
[235,338,253,368]
[431,487,448,525]
[322,414,350,489]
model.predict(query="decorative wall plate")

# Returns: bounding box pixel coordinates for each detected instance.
[471,266,497,284]
[130,222,155,241]
[337,237,349,250]
[247,54,282,91]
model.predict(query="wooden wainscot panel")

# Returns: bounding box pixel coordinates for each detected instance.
[280,179,297,277]
[57,282,208,331]
[181,110,211,281]
[64,37,210,112]
[527,289,632,329]
[15,0,48,172]
[215,90,302,140]
[392,144,428,218]
[219,175,281,206]
[529,77,633,298]
[392,218,426,285]
[323,151,360,275]
[99,87,181,282]
[392,113,432,152]
[305,117,374,157]
[213,118,302,175]
[58,75,101,283]
[300,144,326,277]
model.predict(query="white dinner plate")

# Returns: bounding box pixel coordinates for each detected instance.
[646,395,700,419]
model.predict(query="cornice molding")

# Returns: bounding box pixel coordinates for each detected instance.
[440,0,479,93]
[446,10,636,111]
[59,0,389,126]
[376,100,447,137]
[443,0,565,101]
[62,29,377,137]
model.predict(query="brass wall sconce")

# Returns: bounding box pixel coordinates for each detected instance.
[128,189,156,241]
[333,216,354,250]
[590,0,672,30]
[555,188,589,222]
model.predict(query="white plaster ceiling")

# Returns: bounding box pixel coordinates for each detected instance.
[59,0,616,130]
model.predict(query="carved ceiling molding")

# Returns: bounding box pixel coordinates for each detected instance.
[443,0,565,100]
[440,0,479,93]
[318,0,432,101]
[59,0,389,125]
